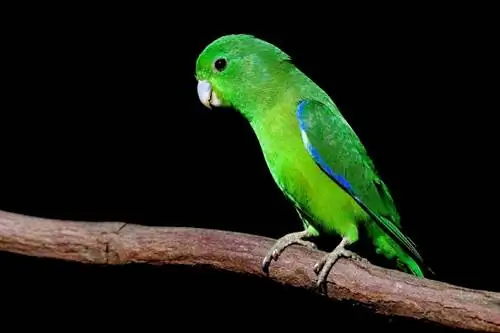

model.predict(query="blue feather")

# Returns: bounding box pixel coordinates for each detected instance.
[296,100,429,273]
[297,100,354,192]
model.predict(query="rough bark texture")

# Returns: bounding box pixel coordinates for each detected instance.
[0,209,499,332]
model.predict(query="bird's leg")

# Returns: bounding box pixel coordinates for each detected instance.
[313,236,361,292]
[262,230,317,274]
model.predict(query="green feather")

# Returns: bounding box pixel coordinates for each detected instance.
[195,34,430,278]
[297,99,428,276]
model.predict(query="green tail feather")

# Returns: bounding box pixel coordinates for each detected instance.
[402,257,424,277]
[365,221,425,278]
[350,190,433,277]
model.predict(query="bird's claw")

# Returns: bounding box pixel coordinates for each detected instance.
[262,239,317,273]
[262,231,317,274]
[297,240,318,250]
[314,247,361,293]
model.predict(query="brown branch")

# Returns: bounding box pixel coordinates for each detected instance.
[0,210,499,332]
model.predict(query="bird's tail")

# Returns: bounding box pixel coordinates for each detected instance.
[365,221,428,278]
[397,255,424,277]
[353,196,433,277]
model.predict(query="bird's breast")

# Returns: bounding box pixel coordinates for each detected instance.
[251,111,322,207]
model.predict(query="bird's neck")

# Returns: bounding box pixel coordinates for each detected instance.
[245,93,304,166]
[235,63,300,122]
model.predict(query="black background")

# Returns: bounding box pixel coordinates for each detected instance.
[0,4,497,331]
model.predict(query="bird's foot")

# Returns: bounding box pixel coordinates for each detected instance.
[313,237,360,293]
[262,230,317,274]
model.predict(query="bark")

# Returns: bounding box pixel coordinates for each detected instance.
[0,209,499,332]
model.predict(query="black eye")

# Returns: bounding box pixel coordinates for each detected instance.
[214,58,227,72]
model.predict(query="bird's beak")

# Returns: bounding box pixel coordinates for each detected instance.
[197,80,221,109]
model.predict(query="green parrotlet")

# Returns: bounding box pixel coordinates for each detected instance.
[195,34,430,289]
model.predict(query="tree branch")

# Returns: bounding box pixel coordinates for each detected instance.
[0,209,498,332]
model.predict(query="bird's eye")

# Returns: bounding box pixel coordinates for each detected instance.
[214,58,227,72]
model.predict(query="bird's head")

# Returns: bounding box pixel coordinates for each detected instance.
[195,34,292,117]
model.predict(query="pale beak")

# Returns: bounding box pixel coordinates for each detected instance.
[197,80,221,109]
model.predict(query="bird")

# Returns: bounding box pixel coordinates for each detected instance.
[194,34,430,290]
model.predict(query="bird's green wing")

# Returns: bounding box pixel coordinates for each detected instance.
[296,98,424,266]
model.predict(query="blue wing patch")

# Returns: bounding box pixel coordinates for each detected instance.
[297,100,354,193]
[295,98,429,273]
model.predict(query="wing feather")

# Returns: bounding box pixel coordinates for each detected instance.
[296,99,424,265]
